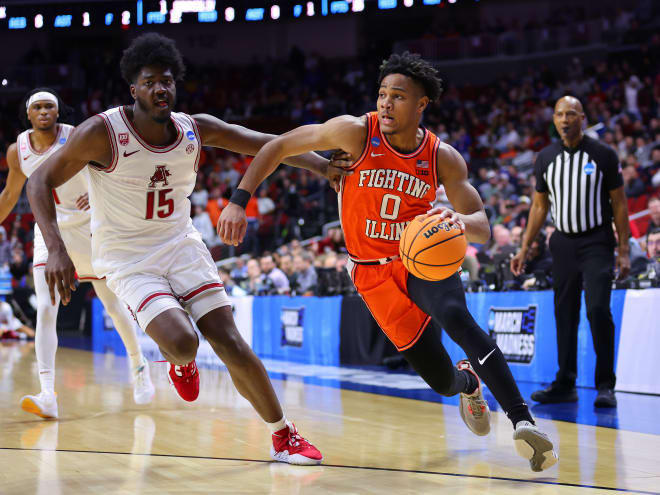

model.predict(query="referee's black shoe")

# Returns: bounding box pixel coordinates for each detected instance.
[594,387,617,408]
[531,383,578,404]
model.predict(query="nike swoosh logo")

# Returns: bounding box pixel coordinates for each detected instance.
[123,150,140,157]
[478,348,496,366]
[23,155,31,161]
[371,152,385,157]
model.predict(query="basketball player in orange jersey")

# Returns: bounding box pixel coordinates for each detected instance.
[1,87,155,419]
[27,33,350,465]
[218,52,558,472]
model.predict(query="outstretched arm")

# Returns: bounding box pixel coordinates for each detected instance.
[217,115,366,245]
[429,143,491,244]
[193,113,351,185]
[0,144,28,224]
[27,118,111,305]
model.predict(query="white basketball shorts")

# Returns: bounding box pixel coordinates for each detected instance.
[33,221,101,280]
[104,231,229,330]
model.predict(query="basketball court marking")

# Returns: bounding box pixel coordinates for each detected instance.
[1,446,657,494]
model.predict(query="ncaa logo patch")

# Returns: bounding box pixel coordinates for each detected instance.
[487,305,537,364]
[583,161,596,175]
[59,137,66,144]
[118,133,129,146]
[371,137,381,147]
[186,130,195,141]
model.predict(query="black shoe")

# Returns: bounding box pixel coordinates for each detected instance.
[594,388,617,408]
[531,383,578,404]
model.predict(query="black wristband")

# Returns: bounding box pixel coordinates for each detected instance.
[229,188,251,209]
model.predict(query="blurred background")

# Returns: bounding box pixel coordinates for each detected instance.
[0,0,658,331]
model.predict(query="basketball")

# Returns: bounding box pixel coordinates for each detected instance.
[399,215,467,281]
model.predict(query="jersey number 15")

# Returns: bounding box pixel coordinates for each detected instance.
[146,188,174,219]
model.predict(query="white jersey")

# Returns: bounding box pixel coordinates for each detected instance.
[88,106,201,277]
[17,124,90,228]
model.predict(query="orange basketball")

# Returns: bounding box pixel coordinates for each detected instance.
[399,215,467,281]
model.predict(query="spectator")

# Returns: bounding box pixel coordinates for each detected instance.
[316,227,346,254]
[292,251,317,295]
[487,224,517,260]
[256,187,276,216]
[192,205,220,248]
[0,227,11,267]
[190,177,209,208]
[0,300,35,339]
[511,226,523,247]
[244,258,270,295]
[230,257,248,283]
[260,255,290,294]
[640,227,660,281]
[621,162,645,198]
[278,254,296,287]
[647,196,660,233]
[9,243,29,283]
[646,226,660,261]
[518,231,553,290]
[218,267,247,296]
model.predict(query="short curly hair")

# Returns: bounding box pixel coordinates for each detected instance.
[19,87,73,129]
[378,52,443,101]
[120,33,186,84]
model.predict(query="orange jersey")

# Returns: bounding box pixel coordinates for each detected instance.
[339,112,440,260]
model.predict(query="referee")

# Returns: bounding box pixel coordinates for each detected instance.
[511,95,630,408]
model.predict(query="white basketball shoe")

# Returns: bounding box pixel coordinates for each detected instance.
[132,357,155,405]
[514,421,559,472]
[20,391,58,419]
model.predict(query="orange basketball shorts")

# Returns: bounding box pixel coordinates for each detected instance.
[347,258,431,351]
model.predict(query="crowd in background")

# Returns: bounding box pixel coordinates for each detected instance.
[1,6,660,298]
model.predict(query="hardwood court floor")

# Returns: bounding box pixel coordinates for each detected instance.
[1,342,659,494]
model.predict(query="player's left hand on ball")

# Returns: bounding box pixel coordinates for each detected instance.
[418,206,465,231]
[327,150,354,193]
[75,193,90,211]
[217,203,247,246]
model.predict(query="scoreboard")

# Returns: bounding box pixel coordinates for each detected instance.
[0,0,470,30]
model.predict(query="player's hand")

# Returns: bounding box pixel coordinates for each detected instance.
[417,206,465,232]
[616,251,631,281]
[326,151,354,193]
[75,193,90,211]
[510,250,527,277]
[217,203,247,246]
[44,248,76,306]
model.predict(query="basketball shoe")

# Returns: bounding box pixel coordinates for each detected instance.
[167,360,199,402]
[20,391,58,419]
[457,360,491,436]
[513,421,558,472]
[132,357,155,405]
[271,423,323,465]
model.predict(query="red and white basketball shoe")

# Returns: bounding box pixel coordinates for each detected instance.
[271,423,323,465]
[167,360,199,402]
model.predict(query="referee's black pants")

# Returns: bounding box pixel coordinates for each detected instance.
[549,226,616,390]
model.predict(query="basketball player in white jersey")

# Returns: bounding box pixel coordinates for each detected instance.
[27,34,349,465]
[0,88,155,419]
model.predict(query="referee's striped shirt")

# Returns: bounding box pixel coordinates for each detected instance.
[534,135,623,234]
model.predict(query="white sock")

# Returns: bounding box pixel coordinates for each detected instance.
[34,267,59,394]
[266,416,287,433]
[92,280,144,370]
